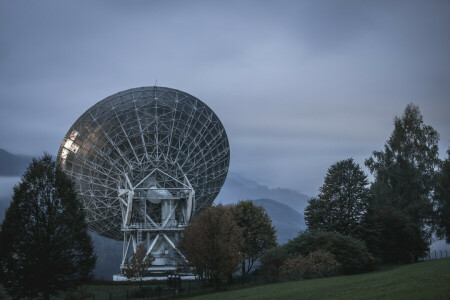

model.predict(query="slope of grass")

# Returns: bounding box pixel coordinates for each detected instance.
[1,259,448,299]
[188,258,450,300]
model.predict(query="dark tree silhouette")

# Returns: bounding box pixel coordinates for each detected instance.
[0,154,96,299]
[365,104,440,260]
[435,150,450,242]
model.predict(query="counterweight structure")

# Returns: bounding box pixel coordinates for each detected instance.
[57,87,230,277]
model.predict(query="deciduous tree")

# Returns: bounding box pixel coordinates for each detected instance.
[233,200,277,276]
[305,158,371,238]
[181,205,243,288]
[435,150,450,242]
[365,104,440,260]
[122,244,154,288]
[0,154,96,300]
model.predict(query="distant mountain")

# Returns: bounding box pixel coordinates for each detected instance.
[251,199,305,244]
[0,151,310,279]
[216,172,310,213]
[0,148,33,176]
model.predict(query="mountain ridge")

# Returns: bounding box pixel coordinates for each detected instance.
[0,148,33,176]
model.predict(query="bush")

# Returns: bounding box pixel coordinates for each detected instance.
[303,251,341,279]
[261,231,374,279]
[279,254,307,279]
[284,231,374,274]
[279,251,340,280]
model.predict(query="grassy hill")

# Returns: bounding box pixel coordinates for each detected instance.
[1,257,448,299]
[188,258,450,300]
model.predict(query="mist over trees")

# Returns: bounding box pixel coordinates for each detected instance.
[0,155,96,299]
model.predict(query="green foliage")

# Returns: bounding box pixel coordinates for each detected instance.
[233,200,277,275]
[279,251,340,279]
[261,231,374,278]
[365,104,440,235]
[435,150,450,242]
[181,205,243,288]
[122,244,154,287]
[259,245,288,282]
[363,206,428,264]
[305,158,370,238]
[284,231,374,274]
[0,154,96,299]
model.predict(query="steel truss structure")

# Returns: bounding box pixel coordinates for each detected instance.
[57,86,230,276]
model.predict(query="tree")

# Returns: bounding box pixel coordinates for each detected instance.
[122,244,154,288]
[365,104,440,260]
[304,158,371,238]
[435,150,450,242]
[181,205,243,288]
[365,104,440,233]
[0,154,96,300]
[365,206,428,264]
[232,200,277,276]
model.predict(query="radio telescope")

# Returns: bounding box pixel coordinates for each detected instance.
[56,86,230,277]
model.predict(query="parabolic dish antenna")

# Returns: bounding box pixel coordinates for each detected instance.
[57,86,230,275]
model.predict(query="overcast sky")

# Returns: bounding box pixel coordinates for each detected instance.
[1,0,449,195]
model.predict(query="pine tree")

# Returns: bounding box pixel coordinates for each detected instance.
[0,154,96,299]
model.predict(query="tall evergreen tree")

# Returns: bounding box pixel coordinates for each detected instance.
[0,154,96,299]
[435,150,450,242]
[233,201,277,276]
[365,104,440,240]
[305,158,371,238]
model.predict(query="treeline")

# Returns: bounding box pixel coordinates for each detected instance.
[180,104,450,285]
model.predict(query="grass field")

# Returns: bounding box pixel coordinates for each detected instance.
[0,259,449,299]
[187,258,450,300]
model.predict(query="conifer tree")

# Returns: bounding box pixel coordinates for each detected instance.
[0,154,96,299]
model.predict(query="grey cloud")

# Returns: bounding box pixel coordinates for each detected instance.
[0,0,449,196]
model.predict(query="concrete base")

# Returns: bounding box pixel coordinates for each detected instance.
[113,274,197,281]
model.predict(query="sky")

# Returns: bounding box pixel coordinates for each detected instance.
[0,0,449,196]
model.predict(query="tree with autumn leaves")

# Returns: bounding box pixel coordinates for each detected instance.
[181,202,276,287]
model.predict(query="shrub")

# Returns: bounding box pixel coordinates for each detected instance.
[279,254,307,279]
[279,251,340,280]
[284,231,374,274]
[261,231,374,279]
[303,250,340,279]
